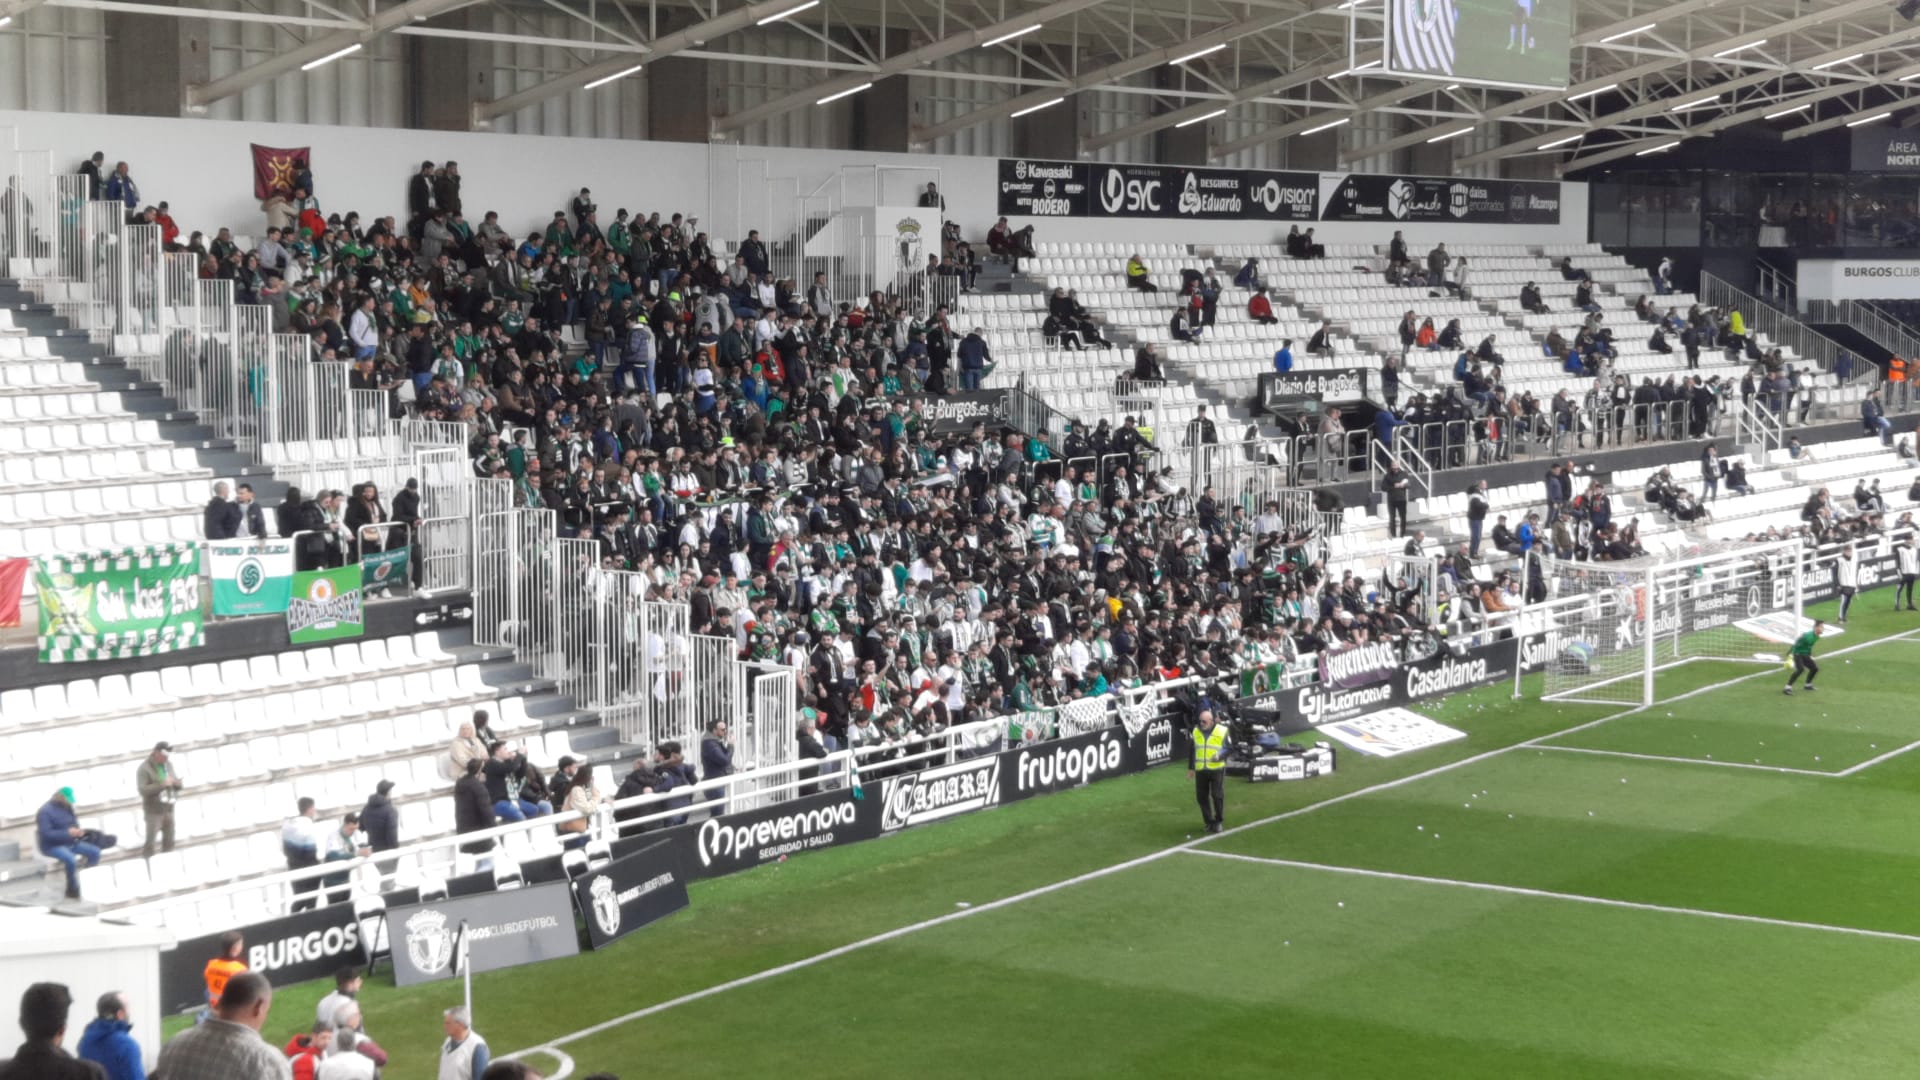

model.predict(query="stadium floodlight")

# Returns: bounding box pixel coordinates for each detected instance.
[1765,103,1811,119]
[1847,111,1895,127]
[1635,139,1681,155]
[1538,132,1585,149]
[1300,117,1351,135]
[1009,96,1065,118]
[1175,109,1228,128]
[1169,43,1226,65]
[981,24,1042,47]
[583,64,644,89]
[1426,127,1473,143]
[1669,94,1718,112]
[1568,83,1618,102]
[1812,53,1866,71]
[300,43,362,71]
[1712,40,1766,58]
[1599,23,1655,43]
[816,82,873,105]
[756,0,818,25]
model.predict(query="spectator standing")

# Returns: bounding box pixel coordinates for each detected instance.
[103,162,140,210]
[318,814,369,903]
[202,933,246,1017]
[37,787,102,901]
[439,1008,489,1080]
[0,982,102,1080]
[1466,480,1489,558]
[701,720,735,809]
[79,153,105,200]
[135,741,181,859]
[314,1031,374,1080]
[313,970,360,1031]
[204,481,239,540]
[280,797,324,913]
[359,780,399,854]
[285,1025,330,1080]
[448,719,489,778]
[452,759,497,869]
[77,993,140,1080]
[152,972,288,1080]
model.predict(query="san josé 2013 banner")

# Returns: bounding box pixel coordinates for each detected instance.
[208,540,296,616]
[35,543,203,663]
[287,565,365,644]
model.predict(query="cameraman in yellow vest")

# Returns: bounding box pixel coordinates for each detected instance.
[1189,710,1229,834]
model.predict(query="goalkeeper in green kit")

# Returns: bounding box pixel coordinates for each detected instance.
[1783,620,1824,695]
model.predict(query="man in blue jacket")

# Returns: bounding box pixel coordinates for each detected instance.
[957,328,992,390]
[1272,340,1293,374]
[37,788,102,901]
[77,993,142,1080]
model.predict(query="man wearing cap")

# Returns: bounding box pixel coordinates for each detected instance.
[36,788,101,901]
[135,742,182,859]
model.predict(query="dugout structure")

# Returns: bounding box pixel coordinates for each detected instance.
[1528,539,1804,707]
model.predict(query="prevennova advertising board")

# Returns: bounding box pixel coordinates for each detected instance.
[998,159,1319,222]
[386,881,579,987]
[1320,174,1561,225]
[574,840,691,951]
[689,788,879,875]
[160,903,365,1014]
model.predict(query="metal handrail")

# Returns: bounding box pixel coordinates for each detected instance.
[1804,298,1920,382]
[1699,271,1843,374]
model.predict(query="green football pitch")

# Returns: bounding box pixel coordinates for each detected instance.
[171,597,1920,1078]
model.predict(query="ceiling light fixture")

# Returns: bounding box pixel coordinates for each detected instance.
[1010,96,1065,118]
[1599,23,1654,43]
[1712,39,1766,57]
[1170,43,1226,65]
[583,63,644,89]
[756,0,818,25]
[1538,132,1585,149]
[1567,82,1617,102]
[816,81,874,104]
[1669,94,1718,112]
[1634,140,1681,155]
[1764,103,1810,118]
[981,23,1042,47]
[1176,108,1228,128]
[300,42,362,70]
[1812,53,1865,70]
[1847,111,1894,127]
[1300,117,1351,135]
[1426,127,1472,143]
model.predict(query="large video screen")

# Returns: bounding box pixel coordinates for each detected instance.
[1385,0,1569,91]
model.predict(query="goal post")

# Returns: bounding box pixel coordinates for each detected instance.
[1526,538,1804,708]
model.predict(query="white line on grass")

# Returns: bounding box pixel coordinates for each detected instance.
[508,626,1920,1064]
[1835,738,1920,777]
[1183,848,1920,945]
[1534,744,1838,777]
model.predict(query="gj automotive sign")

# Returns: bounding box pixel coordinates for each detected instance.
[999,159,1318,222]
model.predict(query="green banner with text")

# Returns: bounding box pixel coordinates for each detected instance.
[287,565,365,644]
[35,543,204,663]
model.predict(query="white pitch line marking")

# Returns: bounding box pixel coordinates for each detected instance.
[1534,743,1838,777]
[1183,848,1920,945]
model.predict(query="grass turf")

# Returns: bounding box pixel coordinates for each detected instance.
[164,597,1920,1077]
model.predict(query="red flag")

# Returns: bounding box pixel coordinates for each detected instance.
[250,144,311,200]
[0,558,26,629]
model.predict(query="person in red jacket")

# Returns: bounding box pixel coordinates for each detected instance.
[1248,288,1278,325]
[284,1023,333,1080]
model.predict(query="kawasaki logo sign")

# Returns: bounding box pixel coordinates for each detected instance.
[880,757,1002,832]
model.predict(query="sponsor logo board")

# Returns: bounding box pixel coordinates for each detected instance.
[1317,707,1467,758]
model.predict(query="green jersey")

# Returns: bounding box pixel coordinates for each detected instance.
[1790,631,1818,657]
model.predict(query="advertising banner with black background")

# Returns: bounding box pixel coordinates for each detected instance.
[998,727,1136,803]
[686,787,881,878]
[160,903,365,1014]
[912,389,1015,436]
[998,159,1319,221]
[1852,129,1920,173]
[1320,174,1561,225]
[575,840,691,951]
[1242,636,1520,730]
[1261,369,1369,406]
[386,881,579,987]
[1317,641,1401,691]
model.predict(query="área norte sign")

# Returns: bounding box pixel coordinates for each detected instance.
[35,543,203,662]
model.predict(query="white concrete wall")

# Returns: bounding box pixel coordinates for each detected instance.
[0,108,1589,253]
[1797,258,1920,303]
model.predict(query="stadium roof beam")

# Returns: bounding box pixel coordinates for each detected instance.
[1202,80,1432,161]
[1557,133,1690,172]
[473,0,851,123]
[902,7,1309,147]
[1783,96,1920,140]
[712,0,1114,136]
[185,0,481,108]
[1075,59,1353,155]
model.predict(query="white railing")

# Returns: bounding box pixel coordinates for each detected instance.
[1733,395,1785,453]
[105,677,1200,935]
[1805,298,1920,381]
[1700,271,1844,375]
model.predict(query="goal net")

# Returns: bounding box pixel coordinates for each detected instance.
[1528,538,1804,707]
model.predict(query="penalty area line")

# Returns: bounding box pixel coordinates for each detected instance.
[1183,848,1920,946]
[1533,743,1839,777]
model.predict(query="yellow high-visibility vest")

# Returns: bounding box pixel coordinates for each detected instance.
[1191,724,1228,771]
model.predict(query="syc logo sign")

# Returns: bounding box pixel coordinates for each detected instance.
[1100,168,1162,214]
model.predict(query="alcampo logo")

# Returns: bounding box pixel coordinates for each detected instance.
[697,801,857,866]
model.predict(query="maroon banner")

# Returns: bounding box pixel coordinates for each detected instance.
[251,144,311,199]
